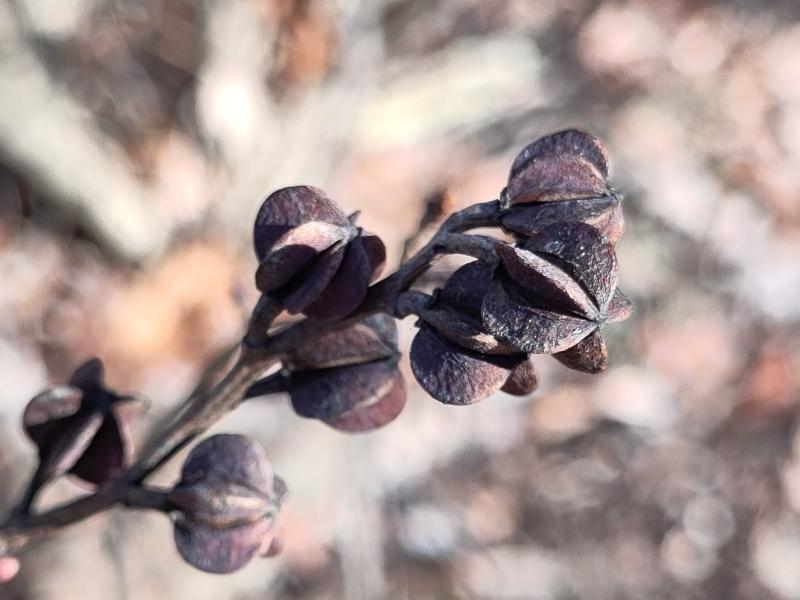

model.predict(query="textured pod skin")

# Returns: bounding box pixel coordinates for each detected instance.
[22,358,141,486]
[325,369,406,433]
[253,186,350,261]
[169,434,285,574]
[302,235,373,321]
[497,244,598,319]
[410,325,525,406]
[607,288,633,322]
[417,261,514,354]
[507,154,608,204]
[522,222,618,312]
[482,276,597,355]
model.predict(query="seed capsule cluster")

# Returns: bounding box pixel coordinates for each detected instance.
[13,129,630,576]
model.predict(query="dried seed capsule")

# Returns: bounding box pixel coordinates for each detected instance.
[481,275,597,355]
[288,358,406,432]
[410,261,537,405]
[23,358,143,486]
[482,224,631,368]
[253,186,350,261]
[409,325,526,406]
[169,434,285,574]
[501,130,624,244]
[522,222,618,312]
[252,186,385,320]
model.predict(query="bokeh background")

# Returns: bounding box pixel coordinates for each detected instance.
[1,0,800,598]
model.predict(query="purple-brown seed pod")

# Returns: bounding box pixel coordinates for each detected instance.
[169,434,286,574]
[482,223,631,370]
[410,325,527,405]
[501,130,624,244]
[410,262,539,405]
[22,358,143,487]
[253,186,386,321]
[288,358,406,432]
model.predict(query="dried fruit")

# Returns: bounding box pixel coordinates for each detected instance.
[269,315,406,432]
[289,359,406,432]
[169,434,285,574]
[501,129,624,244]
[410,262,537,405]
[23,358,142,486]
[253,186,386,320]
[482,222,632,370]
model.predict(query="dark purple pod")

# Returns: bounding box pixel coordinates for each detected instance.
[253,186,350,261]
[496,243,597,319]
[22,358,141,486]
[410,325,524,406]
[509,129,610,182]
[170,434,285,574]
[289,358,402,422]
[500,358,539,396]
[481,277,596,355]
[523,222,618,313]
[553,331,608,373]
[501,195,624,245]
[325,369,406,433]
[286,314,398,371]
[254,220,352,293]
[281,238,348,314]
[506,154,608,205]
[302,234,372,321]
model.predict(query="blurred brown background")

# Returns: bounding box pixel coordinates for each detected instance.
[1,0,800,598]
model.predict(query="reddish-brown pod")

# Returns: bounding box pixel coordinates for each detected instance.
[169,434,286,574]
